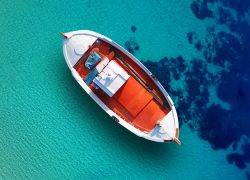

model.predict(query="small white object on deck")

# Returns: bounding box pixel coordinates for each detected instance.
[93,60,130,97]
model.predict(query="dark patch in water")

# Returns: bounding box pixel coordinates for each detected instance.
[227,142,250,169]
[190,0,213,20]
[194,40,203,51]
[134,45,139,51]
[186,32,195,44]
[188,0,250,177]
[131,25,137,32]
[217,7,234,25]
[219,0,250,15]
[199,104,242,149]
[124,38,139,55]
[247,171,250,180]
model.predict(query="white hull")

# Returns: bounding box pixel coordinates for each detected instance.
[62,30,180,143]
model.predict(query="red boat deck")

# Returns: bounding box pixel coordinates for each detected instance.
[74,40,170,132]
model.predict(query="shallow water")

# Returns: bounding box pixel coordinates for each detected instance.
[0,0,250,179]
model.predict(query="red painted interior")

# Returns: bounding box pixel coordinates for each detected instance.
[74,40,171,132]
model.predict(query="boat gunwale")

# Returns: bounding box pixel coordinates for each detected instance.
[62,30,179,142]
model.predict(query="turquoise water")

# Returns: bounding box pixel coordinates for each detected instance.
[0,0,249,179]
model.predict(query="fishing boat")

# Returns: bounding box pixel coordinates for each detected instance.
[61,30,180,144]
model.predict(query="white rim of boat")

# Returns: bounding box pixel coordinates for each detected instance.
[62,30,180,143]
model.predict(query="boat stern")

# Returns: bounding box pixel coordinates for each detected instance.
[148,108,180,144]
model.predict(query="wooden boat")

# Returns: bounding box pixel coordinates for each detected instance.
[61,30,180,144]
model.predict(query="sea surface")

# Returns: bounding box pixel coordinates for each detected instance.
[0,0,250,179]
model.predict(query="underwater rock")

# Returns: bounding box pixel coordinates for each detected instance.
[200,30,243,67]
[247,171,250,180]
[219,0,250,15]
[198,105,241,149]
[217,76,250,111]
[190,0,213,20]
[124,38,140,55]
[175,56,186,73]
[194,40,203,51]
[187,32,195,44]
[227,153,246,169]
[217,7,234,25]
[131,25,137,32]
[227,142,250,169]
[187,0,250,175]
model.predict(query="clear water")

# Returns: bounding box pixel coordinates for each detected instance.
[1,0,249,179]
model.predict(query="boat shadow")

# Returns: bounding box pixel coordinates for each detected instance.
[57,56,178,163]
